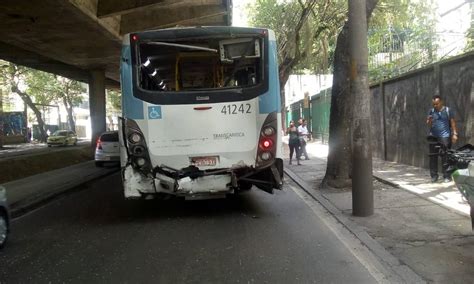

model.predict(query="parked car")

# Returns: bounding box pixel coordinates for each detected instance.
[47,130,77,147]
[95,131,120,167]
[0,186,10,249]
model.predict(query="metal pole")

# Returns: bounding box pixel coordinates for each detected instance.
[349,0,374,216]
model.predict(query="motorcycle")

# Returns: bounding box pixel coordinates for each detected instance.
[428,136,474,229]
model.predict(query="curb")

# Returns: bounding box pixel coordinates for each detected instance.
[7,163,119,218]
[284,167,425,283]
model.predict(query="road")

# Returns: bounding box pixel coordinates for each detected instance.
[0,173,381,283]
[0,140,90,160]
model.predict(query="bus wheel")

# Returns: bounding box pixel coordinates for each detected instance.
[0,212,8,249]
[239,182,253,191]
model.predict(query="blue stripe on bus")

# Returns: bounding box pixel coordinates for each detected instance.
[259,39,281,114]
[121,45,144,119]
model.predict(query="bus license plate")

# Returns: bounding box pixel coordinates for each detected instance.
[192,156,218,167]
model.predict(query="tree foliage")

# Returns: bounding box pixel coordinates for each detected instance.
[368,0,438,81]
[248,0,440,83]
[25,69,84,131]
[0,62,49,141]
[0,61,85,140]
[247,0,347,110]
[106,89,121,114]
[106,89,121,130]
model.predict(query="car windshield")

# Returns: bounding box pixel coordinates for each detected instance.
[100,132,118,142]
[52,131,68,136]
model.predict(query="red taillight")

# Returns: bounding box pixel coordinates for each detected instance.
[96,138,102,150]
[131,34,138,41]
[260,138,273,150]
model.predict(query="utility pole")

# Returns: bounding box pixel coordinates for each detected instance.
[349,0,374,216]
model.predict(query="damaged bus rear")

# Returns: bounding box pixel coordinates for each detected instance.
[120,26,283,200]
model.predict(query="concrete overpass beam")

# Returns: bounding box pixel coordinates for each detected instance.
[89,69,107,147]
[120,3,228,34]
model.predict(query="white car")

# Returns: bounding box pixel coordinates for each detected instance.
[0,186,10,249]
[95,131,120,167]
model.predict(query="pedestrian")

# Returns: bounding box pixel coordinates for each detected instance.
[287,120,301,165]
[426,95,458,183]
[298,118,310,160]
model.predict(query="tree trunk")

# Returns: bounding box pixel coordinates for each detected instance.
[323,0,378,188]
[11,85,48,142]
[63,97,76,132]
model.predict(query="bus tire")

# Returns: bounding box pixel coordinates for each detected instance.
[0,212,8,249]
[239,182,253,191]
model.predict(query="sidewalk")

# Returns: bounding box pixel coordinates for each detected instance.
[1,161,118,217]
[284,139,474,283]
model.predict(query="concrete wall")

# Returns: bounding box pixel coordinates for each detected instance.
[370,51,474,168]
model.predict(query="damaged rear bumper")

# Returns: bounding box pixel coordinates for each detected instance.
[121,159,283,199]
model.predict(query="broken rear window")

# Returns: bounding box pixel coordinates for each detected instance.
[137,37,263,92]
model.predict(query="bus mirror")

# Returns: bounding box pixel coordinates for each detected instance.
[219,38,260,63]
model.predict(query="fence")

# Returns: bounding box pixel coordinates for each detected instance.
[286,51,474,168]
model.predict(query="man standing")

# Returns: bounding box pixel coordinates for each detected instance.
[298,118,310,160]
[426,95,458,183]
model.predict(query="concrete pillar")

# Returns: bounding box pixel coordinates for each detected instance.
[89,69,106,147]
[0,89,3,148]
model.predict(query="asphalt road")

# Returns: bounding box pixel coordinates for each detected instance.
[0,140,90,160]
[0,173,379,283]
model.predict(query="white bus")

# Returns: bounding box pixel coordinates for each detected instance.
[119,26,283,199]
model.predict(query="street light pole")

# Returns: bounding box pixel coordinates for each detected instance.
[349,0,374,216]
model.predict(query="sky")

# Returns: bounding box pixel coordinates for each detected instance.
[232,0,254,27]
[435,0,471,56]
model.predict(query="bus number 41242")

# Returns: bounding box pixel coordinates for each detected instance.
[221,104,251,115]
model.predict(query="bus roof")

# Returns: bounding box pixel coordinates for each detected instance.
[123,26,275,45]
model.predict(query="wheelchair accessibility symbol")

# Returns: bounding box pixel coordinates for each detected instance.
[148,106,162,119]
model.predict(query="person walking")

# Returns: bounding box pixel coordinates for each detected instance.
[297,118,310,160]
[426,95,458,183]
[287,120,301,165]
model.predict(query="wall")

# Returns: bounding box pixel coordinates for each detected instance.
[372,51,474,168]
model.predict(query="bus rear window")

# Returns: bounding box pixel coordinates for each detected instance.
[137,37,263,92]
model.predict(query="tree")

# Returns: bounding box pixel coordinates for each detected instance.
[54,77,84,132]
[248,0,347,122]
[106,89,121,131]
[0,62,50,142]
[368,0,438,81]
[26,70,84,132]
[323,0,379,188]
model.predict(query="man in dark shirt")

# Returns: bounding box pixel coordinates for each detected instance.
[426,95,458,183]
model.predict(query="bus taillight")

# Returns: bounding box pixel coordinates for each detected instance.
[96,138,102,150]
[256,113,278,168]
[123,118,152,172]
[260,138,273,150]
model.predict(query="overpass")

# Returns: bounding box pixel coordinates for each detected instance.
[0,0,232,143]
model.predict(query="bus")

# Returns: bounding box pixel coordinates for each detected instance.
[119,26,283,200]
